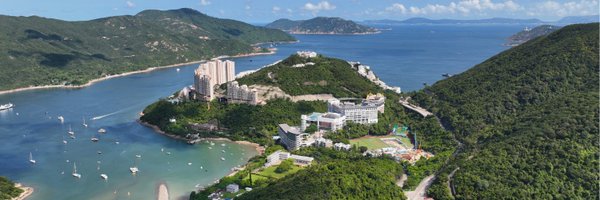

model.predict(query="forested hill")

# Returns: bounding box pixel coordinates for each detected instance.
[266,17,378,34]
[0,8,294,91]
[413,23,599,199]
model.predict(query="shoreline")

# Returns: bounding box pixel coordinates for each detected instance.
[0,50,277,96]
[137,120,264,155]
[13,183,33,200]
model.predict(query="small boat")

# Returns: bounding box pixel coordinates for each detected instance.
[82,117,88,127]
[221,150,225,153]
[72,162,82,178]
[221,143,226,147]
[166,152,171,155]
[208,147,212,150]
[187,162,192,166]
[58,116,65,123]
[0,103,13,110]
[200,166,203,169]
[210,142,215,146]
[29,152,36,164]
[129,167,139,174]
[69,135,76,139]
[442,73,453,78]
[97,151,102,154]
[220,157,225,161]
[68,125,75,135]
[161,148,164,152]
[98,128,106,133]
[135,155,141,158]
[91,137,99,142]
[63,140,68,144]
[176,68,180,72]
[100,174,108,180]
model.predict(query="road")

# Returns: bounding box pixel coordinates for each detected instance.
[399,98,433,117]
[404,175,435,200]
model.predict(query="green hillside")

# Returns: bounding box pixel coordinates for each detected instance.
[266,17,378,34]
[412,23,599,199]
[0,176,23,199]
[237,54,383,98]
[0,8,294,91]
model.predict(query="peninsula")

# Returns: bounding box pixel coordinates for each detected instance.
[0,8,294,92]
[505,25,560,46]
[266,17,379,34]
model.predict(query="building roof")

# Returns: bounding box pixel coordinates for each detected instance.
[290,154,314,162]
[278,124,304,135]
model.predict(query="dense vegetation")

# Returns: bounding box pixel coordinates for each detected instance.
[506,25,560,46]
[0,8,294,90]
[237,148,406,200]
[266,17,378,34]
[0,176,23,199]
[237,54,383,98]
[412,23,599,199]
[141,98,326,145]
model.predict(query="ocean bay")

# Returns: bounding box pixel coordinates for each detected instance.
[0,24,523,199]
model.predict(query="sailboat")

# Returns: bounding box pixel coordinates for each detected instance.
[68,125,74,135]
[100,174,108,180]
[98,128,106,134]
[72,162,82,178]
[58,116,64,123]
[82,117,88,127]
[91,135,99,142]
[29,152,36,164]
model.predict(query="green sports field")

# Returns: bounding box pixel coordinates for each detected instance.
[349,137,390,150]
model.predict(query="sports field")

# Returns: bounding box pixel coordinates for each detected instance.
[350,137,390,150]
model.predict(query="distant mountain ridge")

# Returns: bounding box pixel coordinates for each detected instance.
[266,17,379,34]
[364,15,599,25]
[0,8,294,91]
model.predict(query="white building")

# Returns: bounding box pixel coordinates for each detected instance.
[334,143,352,151]
[301,112,346,131]
[226,184,239,193]
[296,51,317,58]
[193,69,214,101]
[265,150,314,167]
[328,97,383,124]
[226,81,258,105]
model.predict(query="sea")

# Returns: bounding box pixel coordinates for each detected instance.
[0,24,524,200]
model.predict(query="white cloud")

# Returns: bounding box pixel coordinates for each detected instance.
[385,0,521,15]
[272,6,281,13]
[529,0,599,17]
[287,8,293,13]
[200,0,211,6]
[303,1,336,14]
[245,5,251,10]
[126,1,135,8]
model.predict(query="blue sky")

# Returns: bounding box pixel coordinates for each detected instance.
[0,0,598,22]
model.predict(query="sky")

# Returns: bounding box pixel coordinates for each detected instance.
[0,0,598,22]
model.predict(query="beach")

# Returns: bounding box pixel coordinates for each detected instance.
[157,183,169,200]
[13,183,33,200]
[0,50,276,95]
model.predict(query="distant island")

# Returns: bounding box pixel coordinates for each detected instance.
[364,15,599,25]
[266,17,379,35]
[0,8,295,92]
[505,25,560,46]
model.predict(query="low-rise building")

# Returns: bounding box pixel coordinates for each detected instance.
[328,98,382,124]
[226,81,258,105]
[265,150,314,167]
[334,143,352,151]
[301,112,346,131]
[296,51,317,58]
[226,184,239,193]
[314,137,333,148]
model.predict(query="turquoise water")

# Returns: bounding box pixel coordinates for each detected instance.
[0,24,523,199]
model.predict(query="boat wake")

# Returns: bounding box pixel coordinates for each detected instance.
[91,110,122,120]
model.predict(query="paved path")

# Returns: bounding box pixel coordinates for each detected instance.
[399,98,433,117]
[404,175,435,200]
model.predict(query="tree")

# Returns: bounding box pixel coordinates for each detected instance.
[275,159,294,173]
[359,146,368,153]
[305,124,318,133]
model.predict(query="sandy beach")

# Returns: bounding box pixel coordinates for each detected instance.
[157,183,169,200]
[13,183,33,200]
[0,50,276,96]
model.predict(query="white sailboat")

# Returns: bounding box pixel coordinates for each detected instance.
[98,128,106,133]
[100,174,108,180]
[68,125,74,135]
[72,162,82,178]
[82,117,88,127]
[29,152,36,164]
[129,160,139,174]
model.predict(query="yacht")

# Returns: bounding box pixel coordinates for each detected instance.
[68,125,75,135]
[98,128,106,133]
[220,157,225,161]
[29,152,36,164]
[100,174,108,180]
[135,154,142,158]
[58,116,65,123]
[91,137,99,142]
[129,167,139,174]
[72,163,82,178]
[0,103,13,110]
